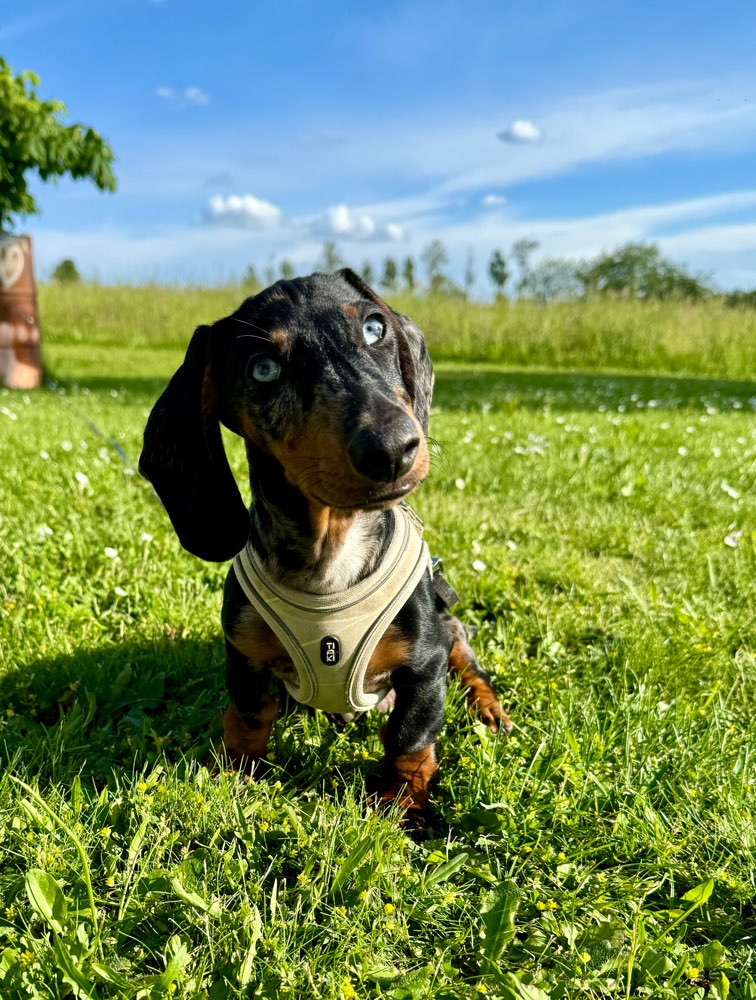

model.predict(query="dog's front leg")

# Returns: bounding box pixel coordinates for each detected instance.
[377,654,447,827]
[221,637,278,771]
[442,612,512,734]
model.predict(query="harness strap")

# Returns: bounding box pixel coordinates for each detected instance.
[233,506,432,714]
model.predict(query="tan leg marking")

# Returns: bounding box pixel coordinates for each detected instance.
[364,623,410,694]
[444,616,511,733]
[222,696,278,769]
[380,745,438,816]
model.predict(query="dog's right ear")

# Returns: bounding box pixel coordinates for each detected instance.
[139,324,249,562]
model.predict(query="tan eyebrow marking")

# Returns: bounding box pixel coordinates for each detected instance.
[268,328,288,348]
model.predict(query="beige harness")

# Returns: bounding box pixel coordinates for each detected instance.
[233,506,431,714]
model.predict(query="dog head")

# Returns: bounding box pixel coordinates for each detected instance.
[139,269,434,561]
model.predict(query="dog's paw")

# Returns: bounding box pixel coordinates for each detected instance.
[475,696,514,735]
[368,780,432,831]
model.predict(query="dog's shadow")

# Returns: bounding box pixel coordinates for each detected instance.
[1,637,381,793]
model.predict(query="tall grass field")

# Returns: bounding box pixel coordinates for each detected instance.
[0,284,754,999]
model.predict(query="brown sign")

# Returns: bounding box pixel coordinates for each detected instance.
[0,234,42,389]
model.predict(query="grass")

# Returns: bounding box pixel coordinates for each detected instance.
[0,285,755,998]
[38,281,756,379]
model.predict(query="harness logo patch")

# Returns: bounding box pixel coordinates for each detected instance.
[321,636,340,666]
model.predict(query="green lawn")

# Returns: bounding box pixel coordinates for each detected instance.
[0,292,754,998]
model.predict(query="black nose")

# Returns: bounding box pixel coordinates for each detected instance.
[347,418,420,483]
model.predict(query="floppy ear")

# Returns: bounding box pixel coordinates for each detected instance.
[139,324,250,561]
[335,269,434,434]
[393,313,434,435]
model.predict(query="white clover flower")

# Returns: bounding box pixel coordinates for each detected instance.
[61,440,73,451]
[114,587,127,597]
[39,450,50,461]
[140,532,154,543]
[724,532,742,549]
[472,559,487,572]
[75,471,90,488]
[454,478,466,490]
[104,547,119,559]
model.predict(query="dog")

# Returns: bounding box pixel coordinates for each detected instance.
[139,268,509,826]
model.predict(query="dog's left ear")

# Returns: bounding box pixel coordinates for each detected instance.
[336,268,434,434]
[139,323,249,562]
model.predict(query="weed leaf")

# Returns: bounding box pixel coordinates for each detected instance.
[52,935,99,998]
[710,970,731,1000]
[91,961,135,992]
[331,837,374,895]
[682,878,714,905]
[500,972,551,1000]
[424,852,469,889]
[238,906,263,987]
[480,879,519,964]
[26,869,67,933]
[169,876,221,917]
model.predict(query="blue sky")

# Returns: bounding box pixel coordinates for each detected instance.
[4,0,756,291]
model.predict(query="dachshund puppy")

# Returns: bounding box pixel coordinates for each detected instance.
[140,269,508,825]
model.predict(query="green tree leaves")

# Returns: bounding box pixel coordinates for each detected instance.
[0,57,116,231]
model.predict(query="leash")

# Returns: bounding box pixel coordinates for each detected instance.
[47,378,161,502]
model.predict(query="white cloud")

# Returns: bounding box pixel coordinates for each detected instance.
[310,204,404,242]
[28,189,756,291]
[482,194,507,207]
[155,85,209,107]
[185,86,209,106]
[203,194,282,229]
[498,119,542,143]
[660,223,756,255]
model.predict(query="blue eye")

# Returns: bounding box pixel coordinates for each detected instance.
[251,357,282,383]
[362,315,385,346]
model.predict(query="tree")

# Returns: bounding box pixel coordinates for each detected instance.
[318,241,343,273]
[512,238,539,295]
[279,259,295,280]
[524,258,583,303]
[360,260,375,285]
[725,289,756,308]
[577,243,710,300]
[381,257,398,291]
[463,250,475,299]
[51,258,80,284]
[0,57,116,231]
[402,256,416,293]
[421,239,449,294]
[243,265,261,289]
[488,249,509,297]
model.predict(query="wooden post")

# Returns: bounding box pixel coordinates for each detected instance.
[0,234,42,389]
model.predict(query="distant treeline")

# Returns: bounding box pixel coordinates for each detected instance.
[38,278,756,381]
[50,239,756,306]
